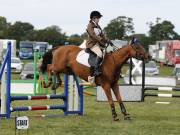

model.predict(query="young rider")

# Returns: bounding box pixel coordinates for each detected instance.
[86,11,112,83]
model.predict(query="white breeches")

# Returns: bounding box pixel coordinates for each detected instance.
[90,44,103,58]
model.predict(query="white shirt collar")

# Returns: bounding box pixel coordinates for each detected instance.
[92,20,98,26]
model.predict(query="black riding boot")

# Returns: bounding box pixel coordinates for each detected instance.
[93,56,102,76]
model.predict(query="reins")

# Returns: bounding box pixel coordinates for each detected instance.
[104,43,120,67]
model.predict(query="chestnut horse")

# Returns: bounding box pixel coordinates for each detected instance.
[40,38,149,121]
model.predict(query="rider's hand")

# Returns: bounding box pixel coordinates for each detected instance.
[106,40,113,46]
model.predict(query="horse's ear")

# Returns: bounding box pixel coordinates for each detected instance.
[129,37,134,45]
[129,37,140,45]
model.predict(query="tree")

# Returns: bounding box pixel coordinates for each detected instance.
[0,16,10,38]
[34,25,67,47]
[104,16,134,40]
[148,18,179,41]
[6,21,34,48]
[80,32,88,40]
[67,34,83,45]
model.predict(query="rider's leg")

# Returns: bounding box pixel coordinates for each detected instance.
[93,55,102,76]
[90,44,103,76]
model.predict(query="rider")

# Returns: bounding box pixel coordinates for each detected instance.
[86,11,112,83]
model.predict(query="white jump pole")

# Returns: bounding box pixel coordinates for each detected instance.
[69,75,73,111]
[74,79,79,111]
[68,75,79,111]
[1,69,6,114]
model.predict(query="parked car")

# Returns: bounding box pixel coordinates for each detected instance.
[173,64,180,84]
[10,57,23,73]
[144,61,159,75]
[20,63,39,79]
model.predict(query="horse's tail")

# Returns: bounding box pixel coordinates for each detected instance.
[40,47,59,73]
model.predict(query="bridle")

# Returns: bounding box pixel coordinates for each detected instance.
[130,43,145,60]
[106,42,145,61]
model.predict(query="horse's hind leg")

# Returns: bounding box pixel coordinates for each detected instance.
[102,83,119,121]
[56,72,62,86]
[43,64,53,88]
[51,72,62,90]
[112,84,131,120]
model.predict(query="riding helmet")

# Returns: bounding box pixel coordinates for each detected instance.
[90,11,103,19]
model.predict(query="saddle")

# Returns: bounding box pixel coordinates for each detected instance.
[76,49,103,67]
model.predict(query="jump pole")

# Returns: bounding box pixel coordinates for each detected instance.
[34,48,48,95]
[144,86,180,91]
[34,48,38,95]
[1,74,83,118]
[5,41,11,118]
[140,59,180,101]
[141,59,145,101]
[0,64,6,115]
[9,74,83,117]
[0,41,11,118]
[0,42,83,118]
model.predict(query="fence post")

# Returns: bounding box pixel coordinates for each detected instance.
[64,74,68,115]
[34,49,38,95]
[129,58,132,85]
[6,41,11,118]
[141,59,145,101]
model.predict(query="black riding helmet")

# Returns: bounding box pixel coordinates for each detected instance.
[90,11,103,19]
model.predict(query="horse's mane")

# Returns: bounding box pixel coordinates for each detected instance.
[114,44,130,52]
[107,44,130,57]
[106,44,131,71]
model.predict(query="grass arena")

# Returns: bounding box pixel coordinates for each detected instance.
[1,43,180,135]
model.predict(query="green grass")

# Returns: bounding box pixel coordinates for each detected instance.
[157,63,174,76]
[1,62,180,135]
[1,95,180,135]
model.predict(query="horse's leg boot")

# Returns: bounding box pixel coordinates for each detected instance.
[112,107,119,121]
[119,102,131,120]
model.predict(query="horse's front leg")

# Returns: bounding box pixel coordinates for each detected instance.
[102,83,119,121]
[112,84,131,120]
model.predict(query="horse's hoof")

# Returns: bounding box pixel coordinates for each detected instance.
[43,85,48,88]
[42,82,47,88]
[124,114,131,120]
[113,115,119,121]
[113,117,119,121]
[51,85,56,90]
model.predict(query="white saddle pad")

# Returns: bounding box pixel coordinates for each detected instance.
[76,50,90,67]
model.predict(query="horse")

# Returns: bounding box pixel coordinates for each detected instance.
[40,38,150,121]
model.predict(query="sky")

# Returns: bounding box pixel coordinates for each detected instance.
[0,0,179,36]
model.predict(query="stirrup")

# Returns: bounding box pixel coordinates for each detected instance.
[88,76,95,85]
[93,66,102,76]
[93,70,101,76]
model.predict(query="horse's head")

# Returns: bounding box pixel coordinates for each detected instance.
[129,37,151,62]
